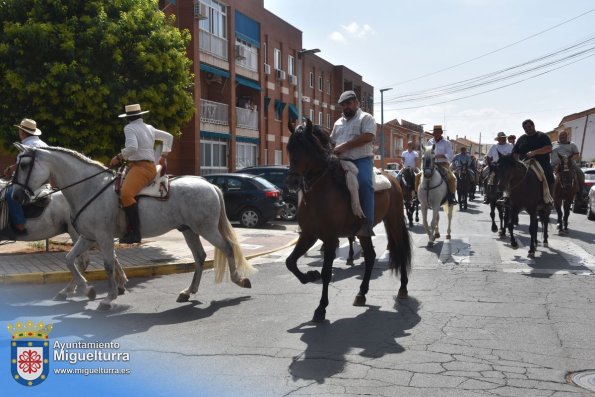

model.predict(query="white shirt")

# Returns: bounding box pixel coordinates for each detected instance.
[121,119,173,162]
[330,108,376,160]
[551,141,579,168]
[402,150,419,168]
[427,137,453,163]
[487,143,513,162]
[18,135,48,160]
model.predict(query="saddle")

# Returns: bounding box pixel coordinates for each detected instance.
[115,164,170,200]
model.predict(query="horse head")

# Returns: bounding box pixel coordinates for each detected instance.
[496,153,519,191]
[555,154,574,189]
[11,143,51,204]
[286,119,332,192]
[421,144,436,178]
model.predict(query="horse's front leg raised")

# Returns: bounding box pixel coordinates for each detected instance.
[353,236,376,307]
[55,238,95,301]
[313,239,337,323]
[286,234,319,284]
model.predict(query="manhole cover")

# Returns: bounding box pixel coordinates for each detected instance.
[567,370,595,392]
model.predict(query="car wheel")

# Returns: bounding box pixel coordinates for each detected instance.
[280,200,297,221]
[588,204,595,221]
[239,208,261,228]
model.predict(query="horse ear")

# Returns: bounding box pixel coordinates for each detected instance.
[288,120,296,135]
[431,144,436,152]
[13,142,28,153]
[305,118,313,131]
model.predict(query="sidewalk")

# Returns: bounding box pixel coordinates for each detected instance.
[0,226,299,284]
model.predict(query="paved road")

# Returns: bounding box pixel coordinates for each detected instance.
[2,201,594,396]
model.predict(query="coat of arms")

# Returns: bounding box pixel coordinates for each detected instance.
[8,320,53,386]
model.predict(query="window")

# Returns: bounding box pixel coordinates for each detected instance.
[309,72,314,88]
[274,48,281,70]
[326,113,331,128]
[201,139,228,175]
[326,80,331,94]
[274,150,282,165]
[288,55,295,76]
[274,99,286,120]
[309,109,314,121]
[236,142,257,169]
[318,111,322,125]
[198,0,227,39]
[318,76,323,91]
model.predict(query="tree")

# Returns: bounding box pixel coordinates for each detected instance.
[0,0,194,160]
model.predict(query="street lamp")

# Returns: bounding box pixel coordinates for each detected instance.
[379,87,393,169]
[297,48,320,123]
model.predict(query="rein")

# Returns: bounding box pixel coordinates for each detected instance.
[31,168,114,202]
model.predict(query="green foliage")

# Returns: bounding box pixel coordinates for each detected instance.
[0,0,194,159]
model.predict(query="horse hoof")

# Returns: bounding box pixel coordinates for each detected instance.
[491,225,498,233]
[511,242,518,249]
[312,308,326,323]
[353,295,366,306]
[86,287,96,301]
[118,287,126,296]
[427,241,434,248]
[97,302,111,311]
[543,242,548,248]
[397,288,409,299]
[176,293,190,303]
[446,234,451,240]
[240,278,251,288]
[528,252,535,258]
[346,259,354,267]
[434,233,440,239]
[53,292,68,301]
[306,270,321,283]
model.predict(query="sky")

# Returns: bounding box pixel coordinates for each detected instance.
[263,0,595,144]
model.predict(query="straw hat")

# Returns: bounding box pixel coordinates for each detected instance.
[432,125,443,132]
[14,118,42,136]
[118,104,150,118]
[495,131,507,140]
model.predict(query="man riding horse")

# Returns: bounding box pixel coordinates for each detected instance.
[551,130,585,206]
[425,125,457,205]
[451,146,475,182]
[483,131,513,203]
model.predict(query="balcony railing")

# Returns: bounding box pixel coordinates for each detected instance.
[236,107,258,130]
[199,30,228,60]
[201,99,229,125]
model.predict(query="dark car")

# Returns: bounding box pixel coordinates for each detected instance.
[573,168,595,213]
[204,173,284,228]
[235,165,298,221]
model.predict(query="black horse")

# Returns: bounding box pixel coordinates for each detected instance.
[455,162,473,210]
[285,120,412,323]
[484,163,506,237]
[399,167,419,227]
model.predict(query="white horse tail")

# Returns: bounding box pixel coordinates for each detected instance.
[213,187,255,283]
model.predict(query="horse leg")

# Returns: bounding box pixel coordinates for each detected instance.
[507,208,518,249]
[445,204,453,240]
[420,203,433,245]
[497,205,506,238]
[176,229,208,302]
[563,201,571,232]
[490,203,498,233]
[414,201,419,222]
[528,213,537,258]
[55,238,95,301]
[286,234,320,284]
[555,203,563,231]
[113,252,128,295]
[353,237,376,306]
[346,236,356,266]
[97,238,119,310]
[312,239,337,323]
[541,209,550,248]
[432,206,441,240]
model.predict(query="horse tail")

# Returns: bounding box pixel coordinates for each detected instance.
[386,180,412,277]
[213,188,256,283]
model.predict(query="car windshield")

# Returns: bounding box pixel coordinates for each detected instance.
[252,176,278,190]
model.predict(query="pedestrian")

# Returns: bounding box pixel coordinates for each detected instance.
[330,90,376,236]
[110,104,173,244]
[551,130,585,204]
[483,132,513,203]
[427,125,457,205]
[2,119,48,235]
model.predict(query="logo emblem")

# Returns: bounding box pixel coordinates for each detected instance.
[8,320,52,386]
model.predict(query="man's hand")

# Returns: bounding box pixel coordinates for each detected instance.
[436,154,446,160]
[333,144,347,156]
[110,154,123,168]
[3,164,15,178]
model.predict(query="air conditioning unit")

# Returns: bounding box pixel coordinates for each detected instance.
[193,1,208,20]
[276,69,286,80]
[235,44,246,60]
[264,63,271,75]
[288,75,297,85]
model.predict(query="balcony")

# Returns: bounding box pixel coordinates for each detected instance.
[199,30,228,60]
[236,107,258,130]
[200,99,229,126]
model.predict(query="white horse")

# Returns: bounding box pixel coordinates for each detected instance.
[417,145,454,246]
[10,144,254,310]
[1,179,127,297]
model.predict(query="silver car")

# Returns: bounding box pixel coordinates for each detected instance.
[588,184,595,221]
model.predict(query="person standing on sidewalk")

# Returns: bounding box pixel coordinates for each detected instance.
[110,104,173,244]
[330,90,377,236]
[2,119,48,235]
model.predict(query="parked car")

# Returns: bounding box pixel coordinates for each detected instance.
[235,165,298,221]
[204,173,284,228]
[573,168,595,213]
[588,184,595,221]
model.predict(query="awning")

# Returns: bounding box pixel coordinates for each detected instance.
[235,11,260,48]
[200,63,230,78]
[274,99,286,115]
[236,136,260,144]
[236,75,261,91]
[200,130,231,140]
[288,104,299,120]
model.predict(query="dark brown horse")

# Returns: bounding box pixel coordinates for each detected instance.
[484,163,506,237]
[399,167,419,227]
[455,162,473,210]
[285,120,412,323]
[553,154,578,234]
[497,154,550,258]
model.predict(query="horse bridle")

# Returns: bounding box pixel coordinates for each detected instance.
[11,151,37,199]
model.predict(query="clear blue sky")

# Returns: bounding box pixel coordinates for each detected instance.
[264,0,595,143]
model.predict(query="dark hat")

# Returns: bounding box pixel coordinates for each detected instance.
[118,103,150,118]
[495,131,507,140]
[338,90,357,104]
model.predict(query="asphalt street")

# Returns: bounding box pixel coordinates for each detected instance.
[2,199,594,396]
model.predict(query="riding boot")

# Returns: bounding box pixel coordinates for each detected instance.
[356,219,375,237]
[120,203,141,244]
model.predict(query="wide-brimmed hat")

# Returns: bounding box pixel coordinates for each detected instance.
[507,135,516,140]
[495,131,507,140]
[338,90,357,104]
[118,104,150,118]
[432,125,443,132]
[14,118,42,136]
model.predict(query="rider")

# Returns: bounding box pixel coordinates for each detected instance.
[330,90,377,237]
[427,125,457,205]
[511,119,554,209]
[507,134,516,146]
[398,141,420,194]
[483,131,513,203]
[2,119,48,235]
[551,130,585,204]
[451,147,475,199]
[110,104,173,244]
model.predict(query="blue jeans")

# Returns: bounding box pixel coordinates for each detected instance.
[350,157,374,223]
[4,185,26,226]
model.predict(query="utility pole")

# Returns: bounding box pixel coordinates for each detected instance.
[380,88,392,169]
[579,113,590,164]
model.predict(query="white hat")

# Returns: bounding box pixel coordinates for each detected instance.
[118,104,150,118]
[14,118,42,136]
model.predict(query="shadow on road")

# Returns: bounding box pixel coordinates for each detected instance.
[287,297,421,383]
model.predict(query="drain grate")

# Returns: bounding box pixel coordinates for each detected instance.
[567,370,595,392]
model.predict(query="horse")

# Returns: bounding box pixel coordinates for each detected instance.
[417,145,454,246]
[10,144,254,310]
[483,163,506,237]
[553,154,578,234]
[1,179,128,298]
[284,120,412,323]
[399,167,419,227]
[454,162,473,210]
[497,154,550,257]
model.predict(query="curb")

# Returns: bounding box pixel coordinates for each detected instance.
[1,238,298,285]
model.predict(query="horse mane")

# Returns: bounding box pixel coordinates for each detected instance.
[44,146,108,170]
